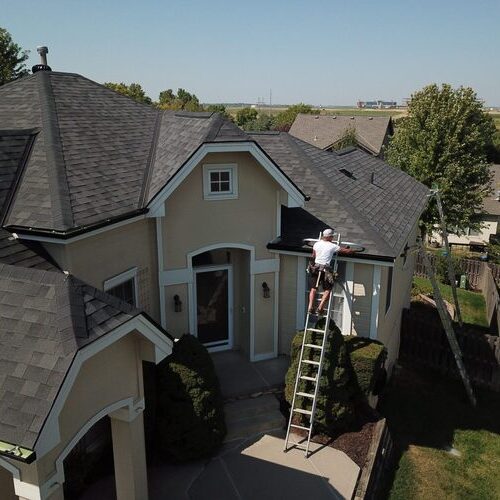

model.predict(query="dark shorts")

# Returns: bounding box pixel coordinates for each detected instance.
[307,264,335,291]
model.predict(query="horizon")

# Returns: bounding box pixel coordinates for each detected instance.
[3,0,500,107]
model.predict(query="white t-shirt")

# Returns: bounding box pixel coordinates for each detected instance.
[313,240,341,265]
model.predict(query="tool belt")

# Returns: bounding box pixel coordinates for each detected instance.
[307,263,338,281]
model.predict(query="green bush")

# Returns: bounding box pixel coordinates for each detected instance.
[155,335,226,461]
[434,253,463,284]
[344,336,387,397]
[285,320,357,433]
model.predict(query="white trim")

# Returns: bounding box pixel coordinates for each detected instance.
[14,214,146,245]
[252,351,276,362]
[147,142,305,216]
[250,258,280,275]
[193,264,234,352]
[276,190,281,238]
[273,265,279,357]
[162,268,192,286]
[156,217,166,328]
[370,266,382,339]
[103,267,139,307]
[0,456,20,479]
[202,163,238,200]
[268,249,395,267]
[250,274,256,361]
[35,315,173,458]
[14,478,43,500]
[384,266,394,317]
[342,262,354,336]
[296,257,306,329]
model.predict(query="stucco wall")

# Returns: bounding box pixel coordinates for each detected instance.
[254,271,275,356]
[161,152,279,270]
[35,333,145,484]
[43,219,160,322]
[279,254,299,355]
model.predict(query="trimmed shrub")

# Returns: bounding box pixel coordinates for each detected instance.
[344,336,387,397]
[155,335,226,461]
[285,319,357,433]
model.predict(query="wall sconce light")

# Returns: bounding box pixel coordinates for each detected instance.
[173,294,182,312]
[262,282,270,299]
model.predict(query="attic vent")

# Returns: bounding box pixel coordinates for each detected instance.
[496,190,500,201]
[332,116,337,119]
[313,135,318,141]
[32,46,52,73]
[368,116,373,120]
[314,115,319,119]
[339,168,356,179]
[350,116,355,119]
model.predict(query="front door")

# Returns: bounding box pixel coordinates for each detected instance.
[194,265,233,351]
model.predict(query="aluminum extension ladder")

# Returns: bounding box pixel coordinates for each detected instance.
[283,233,341,457]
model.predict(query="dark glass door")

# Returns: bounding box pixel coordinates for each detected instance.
[195,268,230,347]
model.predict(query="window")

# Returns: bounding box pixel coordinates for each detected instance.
[203,164,238,200]
[385,267,393,314]
[103,268,138,306]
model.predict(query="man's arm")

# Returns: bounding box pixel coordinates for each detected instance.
[338,246,356,256]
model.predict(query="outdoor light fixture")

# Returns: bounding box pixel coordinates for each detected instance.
[262,282,270,298]
[174,294,182,312]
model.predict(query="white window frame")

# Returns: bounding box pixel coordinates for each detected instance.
[203,163,238,200]
[103,267,139,306]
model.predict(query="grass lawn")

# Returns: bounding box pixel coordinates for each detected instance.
[412,276,488,327]
[380,366,500,500]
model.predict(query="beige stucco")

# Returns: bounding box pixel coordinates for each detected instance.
[43,219,160,323]
[161,152,279,270]
[430,215,499,247]
[254,271,276,356]
[0,465,16,500]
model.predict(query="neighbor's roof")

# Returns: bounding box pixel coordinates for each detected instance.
[250,133,428,258]
[483,165,500,216]
[0,264,140,450]
[288,114,393,155]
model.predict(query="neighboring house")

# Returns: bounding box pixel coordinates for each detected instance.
[0,68,427,499]
[289,113,394,157]
[430,165,500,249]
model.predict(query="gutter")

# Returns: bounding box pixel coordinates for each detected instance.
[0,440,36,464]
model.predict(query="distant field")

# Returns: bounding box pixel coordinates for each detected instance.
[226,105,405,119]
[489,112,500,131]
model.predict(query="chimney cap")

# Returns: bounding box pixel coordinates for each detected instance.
[37,46,49,55]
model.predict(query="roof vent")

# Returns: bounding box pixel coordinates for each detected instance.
[368,116,373,120]
[496,190,500,201]
[313,135,318,141]
[339,168,356,179]
[32,46,52,73]
[332,115,336,119]
[350,116,355,119]
[314,115,319,119]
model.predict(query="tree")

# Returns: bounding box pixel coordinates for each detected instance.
[244,113,274,131]
[273,103,316,132]
[205,104,233,121]
[0,28,29,86]
[235,107,258,127]
[103,82,152,104]
[157,88,203,111]
[332,126,358,150]
[386,84,496,234]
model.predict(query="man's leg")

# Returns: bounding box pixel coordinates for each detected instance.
[308,287,317,313]
[317,289,330,314]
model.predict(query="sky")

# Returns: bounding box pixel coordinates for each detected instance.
[3,0,500,106]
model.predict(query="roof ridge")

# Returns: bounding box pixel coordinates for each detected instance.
[38,72,74,229]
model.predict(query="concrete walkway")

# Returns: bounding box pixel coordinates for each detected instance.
[148,430,360,500]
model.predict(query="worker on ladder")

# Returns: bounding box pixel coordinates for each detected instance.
[307,228,355,316]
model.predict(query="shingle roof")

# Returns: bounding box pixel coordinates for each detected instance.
[288,114,392,155]
[483,165,500,216]
[250,132,428,258]
[0,264,139,449]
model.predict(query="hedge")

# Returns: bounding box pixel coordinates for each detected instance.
[285,319,357,433]
[155,335,226,461]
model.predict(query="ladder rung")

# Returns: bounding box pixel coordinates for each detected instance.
[297,392,315,398]
[288,442,308,450]
[306,328,325,333]
[293,408,312,415]
[290,424,311,431]
[300,375,317,382]
[304,343,322,350]
[301,360,320,366]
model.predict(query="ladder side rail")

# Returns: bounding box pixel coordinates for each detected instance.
[435,191,463,326]
[420,246,476,406]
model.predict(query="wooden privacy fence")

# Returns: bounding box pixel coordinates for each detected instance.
[414,253,500,290]
[400,308,500,391]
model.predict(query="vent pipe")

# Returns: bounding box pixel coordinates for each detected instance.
[32,46,52,73]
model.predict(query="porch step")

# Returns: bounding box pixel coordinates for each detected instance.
[224,394,284,442]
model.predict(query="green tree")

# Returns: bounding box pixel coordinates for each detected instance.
[157,88,203,111]
[0,28,29,85]
[273,103,316,132]
[205,104,233,120]
[332,126,358,150]
[244,113,274,131]
[235,107,258,127]
[103,82,152,104]
[386,84,496,235]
